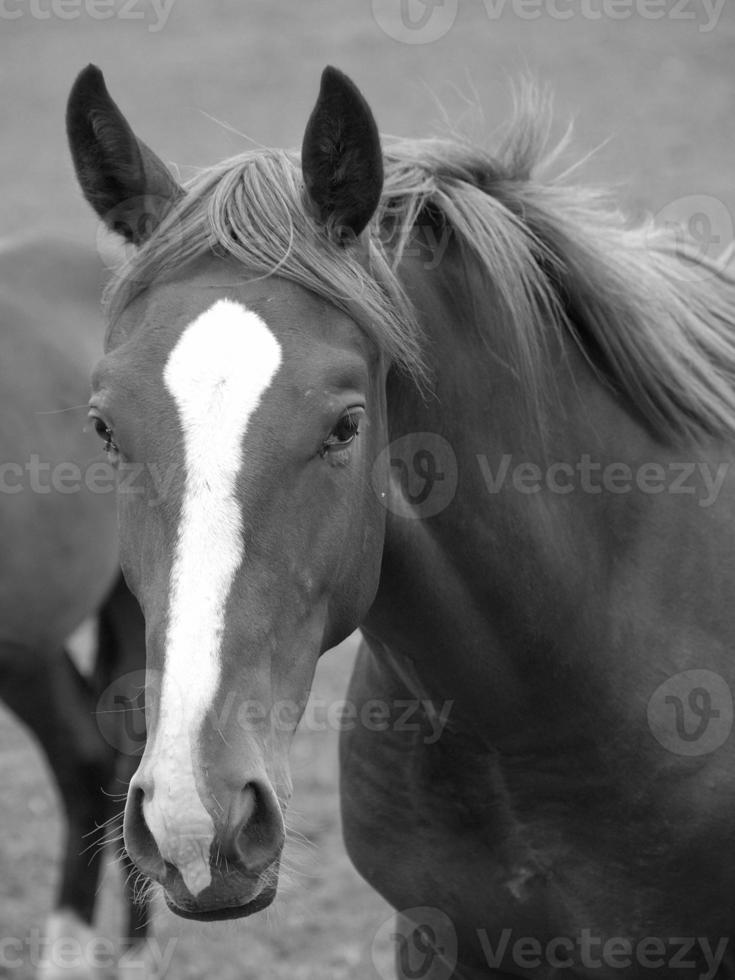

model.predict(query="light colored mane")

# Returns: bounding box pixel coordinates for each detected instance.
[105,88,735,446]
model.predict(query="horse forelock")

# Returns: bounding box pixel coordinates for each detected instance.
[102,149,424,383]
[104,84,735,447]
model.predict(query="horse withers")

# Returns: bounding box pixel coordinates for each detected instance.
[67,63,735,979]
[0,236,152,979]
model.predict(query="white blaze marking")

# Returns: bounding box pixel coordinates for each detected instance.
[144,298,281,898]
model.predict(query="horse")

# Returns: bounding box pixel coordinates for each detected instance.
[0,236,152,979]
[66,63,735,979]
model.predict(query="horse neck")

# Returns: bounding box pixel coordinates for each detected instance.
[364,244,676,736]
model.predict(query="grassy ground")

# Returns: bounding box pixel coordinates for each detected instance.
[1,2,735,978]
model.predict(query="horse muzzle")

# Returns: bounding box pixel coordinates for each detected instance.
[123,771,286,920]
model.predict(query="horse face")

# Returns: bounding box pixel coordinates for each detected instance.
[88,266,388,917]
[68,64,388,917]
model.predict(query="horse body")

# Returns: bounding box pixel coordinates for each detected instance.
[0,237,149,979]
[0,238,119,644]
[342,246,735,978]
[65,64,735,979]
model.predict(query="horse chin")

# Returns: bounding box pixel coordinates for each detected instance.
[164,884,277,921]
[162,866,280,921]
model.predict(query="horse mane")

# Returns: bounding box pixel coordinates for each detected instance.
[105,86,735,446]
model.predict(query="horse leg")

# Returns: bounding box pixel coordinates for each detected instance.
[0,640,116,980]
[92,576,166,980]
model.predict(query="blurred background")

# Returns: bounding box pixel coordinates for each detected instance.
[1,2,734,978]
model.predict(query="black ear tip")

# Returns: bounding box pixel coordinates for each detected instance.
[69,63,107,101]
[321,65,347,86]
[318,65,366,106]
[81,62,104,81]
[66,64,114,141]
[68,65,101,118]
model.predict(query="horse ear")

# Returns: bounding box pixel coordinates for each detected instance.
[301,66,383,242]
[66,65,183,245]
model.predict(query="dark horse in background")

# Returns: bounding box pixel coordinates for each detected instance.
[67,62,735,979]
[0,238,151,979]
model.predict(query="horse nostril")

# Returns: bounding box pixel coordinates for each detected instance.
[123,784,167,883]
[228,780,285,873]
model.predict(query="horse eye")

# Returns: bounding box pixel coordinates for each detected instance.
[92,417,109,440]
[333,414,360,443]
[89,414,119,458]
[321,411,362,457]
